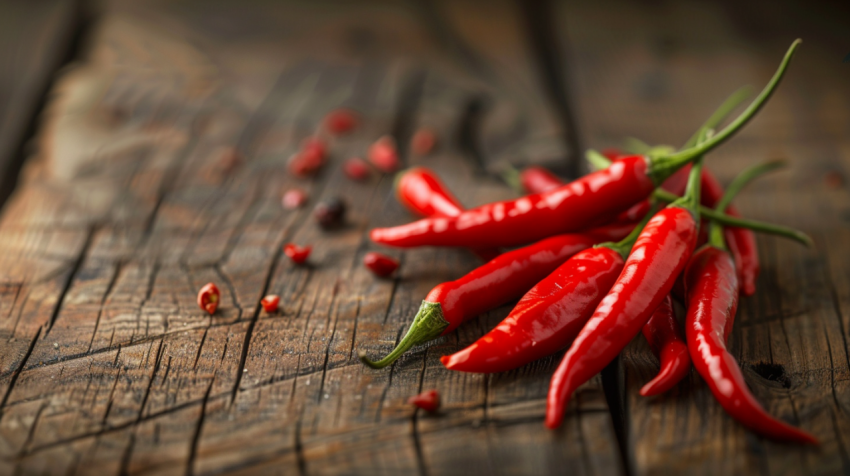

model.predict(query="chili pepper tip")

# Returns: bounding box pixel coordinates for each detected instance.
[359,300,449,369]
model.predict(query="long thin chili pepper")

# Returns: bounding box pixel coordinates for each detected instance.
[371,41,800,249]
[683,162,817,444]
[359,232,624,369]
[639,294,690,396]
[395,167,499,261]
[441,207,657,373]
[546,130,709,429]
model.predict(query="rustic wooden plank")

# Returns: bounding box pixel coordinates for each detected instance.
[557,0,850,474]
[0,1,620,475]
[0,0,80,206]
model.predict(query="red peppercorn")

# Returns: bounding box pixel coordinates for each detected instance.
[411,128,437,156]
[408,390,440,413]
[301,136,327,159]
[368,135,400,173]
[284,243,312,264]
[197,283,220,315]
[363,252,399,277]
[218,147,243,173]
[344,157,371,181]
[325,108,358,135]
[260,295,280,313]
[289,137,327,177]
[282,189,308,209]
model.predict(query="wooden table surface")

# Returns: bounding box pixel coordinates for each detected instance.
[0,0,848,474]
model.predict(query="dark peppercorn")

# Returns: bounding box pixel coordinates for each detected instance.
[315,197,347,229]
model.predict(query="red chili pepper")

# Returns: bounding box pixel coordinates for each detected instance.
[684,245,816,444]
[284,243,311,264]
[368,135,401,173]
[442,246,624,373]
[639,294,691,396]
[395,167,500,262]
[408,389,440,412]
[519,166,563,194]
[545,133,709,429]
[373,155,657,248]
[260,295,280,313]
[325,108,358,135]
[411,128,437,156]
[344,157,371,181]
[197,283,220,315]
[282,189,308,209]
[364,252,399,277]
[359,232,606,369]
[442,209,656,374]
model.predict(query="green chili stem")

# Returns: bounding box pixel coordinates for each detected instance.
[670,129,710,214]
[651,189,811,246]
[649,39,801,184]
[359,300,449,369]
[499,163,525,194]
[708,159,787,249]
[586,149,613,171]
[682,86,754,149]
[599,203,661,259]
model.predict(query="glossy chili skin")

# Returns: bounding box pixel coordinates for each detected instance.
[396,167,467,218]
[430,233,598,335]
[441,247,624,373]
[684,246,817,444]
[371,156,655,249]
[699,170,759,296]
[640,294,691,396]
[546,206,698,429]
[520,166,564,194]
[395,168,500,261]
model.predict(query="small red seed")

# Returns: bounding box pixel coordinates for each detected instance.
[408,389,440,413]
[363,252,399,277]
[260,295,280,313]
[411,128,437,156]
[325,108,358,135]
[284,243,312,264]
[282,189,308,209]
[368,135,400,173]
[197,283,220,315]
[344,157,371,181]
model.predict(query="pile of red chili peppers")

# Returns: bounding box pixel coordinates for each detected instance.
[360,40,820,444]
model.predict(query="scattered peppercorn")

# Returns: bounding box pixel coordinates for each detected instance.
[411,128,437,156]
[408,390,440,413]
[288,137,327,177]
[282,189,308,209]
[260,295,280,312]
[284,244,312,264]
[325,108,358,135]
[314,197,347,229]
[368,135,401,173]
[344,157,371,181]
[197,283,220,315]
[364,252,399,277]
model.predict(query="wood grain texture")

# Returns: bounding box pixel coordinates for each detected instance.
[0,1,620,475]
[557,0,850,474]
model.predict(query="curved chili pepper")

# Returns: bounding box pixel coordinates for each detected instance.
[358,232,611,369]
[639,294,690,396]
[441,208,655,374]
[545,128,710,429]
[395,167,500,261]
[441,246,624,373]
[372,41,799,250]
[684,245,816,444]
